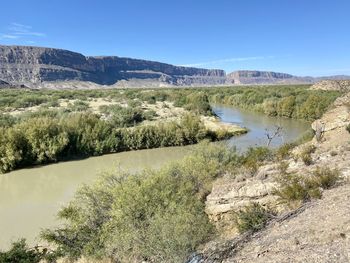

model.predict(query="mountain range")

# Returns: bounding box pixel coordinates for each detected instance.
[0,45,349,88]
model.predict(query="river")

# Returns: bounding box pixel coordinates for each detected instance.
[0,105,310,249]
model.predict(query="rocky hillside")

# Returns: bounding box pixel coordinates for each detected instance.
[310,80,350,91]
[0,45,226,87]
[192,88,350,262]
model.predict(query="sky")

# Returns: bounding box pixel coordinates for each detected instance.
[0,0,349,76]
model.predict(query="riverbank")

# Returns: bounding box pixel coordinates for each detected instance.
[195,89,350,262]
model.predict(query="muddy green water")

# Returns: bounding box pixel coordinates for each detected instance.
[0,105,310,249]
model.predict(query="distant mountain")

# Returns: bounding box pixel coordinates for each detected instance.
[0,45,226,88]
[0,45,349,88]
[227,70,350,85]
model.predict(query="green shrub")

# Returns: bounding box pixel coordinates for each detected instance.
[184,92,213,116]
[0,127,30,173]
[67,100,90,112]
[235,203,274,233]
[276,143,295,160]
[0,114,16,127]
[21,117,69,163]
[0,239,56,263]
[242,147,273,173]
[311,166,340,189]
[274,174,321,205]
[274,167,340,206]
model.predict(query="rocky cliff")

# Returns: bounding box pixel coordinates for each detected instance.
[227,70,317,85]
[1,45,350,88]
[0,45,226,87]
[310,79,350,91]
[227,70,350,85]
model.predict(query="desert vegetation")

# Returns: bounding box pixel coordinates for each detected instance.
[274,166,341,207]
[209,85,342,121]
[0,88,249,173]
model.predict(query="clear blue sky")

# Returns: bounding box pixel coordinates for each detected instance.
[1,0,349,76]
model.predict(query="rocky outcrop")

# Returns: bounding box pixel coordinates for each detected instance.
[310,80,350,91]
[205,166,279,235]
[0,45,226,87]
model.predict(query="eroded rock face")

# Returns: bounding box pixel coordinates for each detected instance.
[205,165,279,234]
[0,45,226,86]
[310,80,350,91]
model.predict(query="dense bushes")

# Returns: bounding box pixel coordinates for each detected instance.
[99,104,156,127]
[209,85,341,121]
[41,142,238,262]
[0,239,56,263]
[274,167,341,206]
[0,86,341,121]
[0,113,232,173]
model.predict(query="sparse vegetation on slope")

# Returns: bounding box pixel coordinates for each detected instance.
[235,203,275,233]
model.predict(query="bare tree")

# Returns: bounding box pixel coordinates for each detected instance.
[265,125,283,147]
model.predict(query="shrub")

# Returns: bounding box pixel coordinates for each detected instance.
[0,114,16,127]
[274,167,340,206]
[67,100,90,112]
[276,143,295,160]
[300,145,316,165]
[21,117,69,163]
[300,153,313,165]
[274,174,321,205]
[242,147,273,174]
[0,127,29,173]
[184,92,213,116]
[277,161,289,174]
[235,203,274,233]
[0,239,56,263]
[311,166,340,189]
[346,124,350,133]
